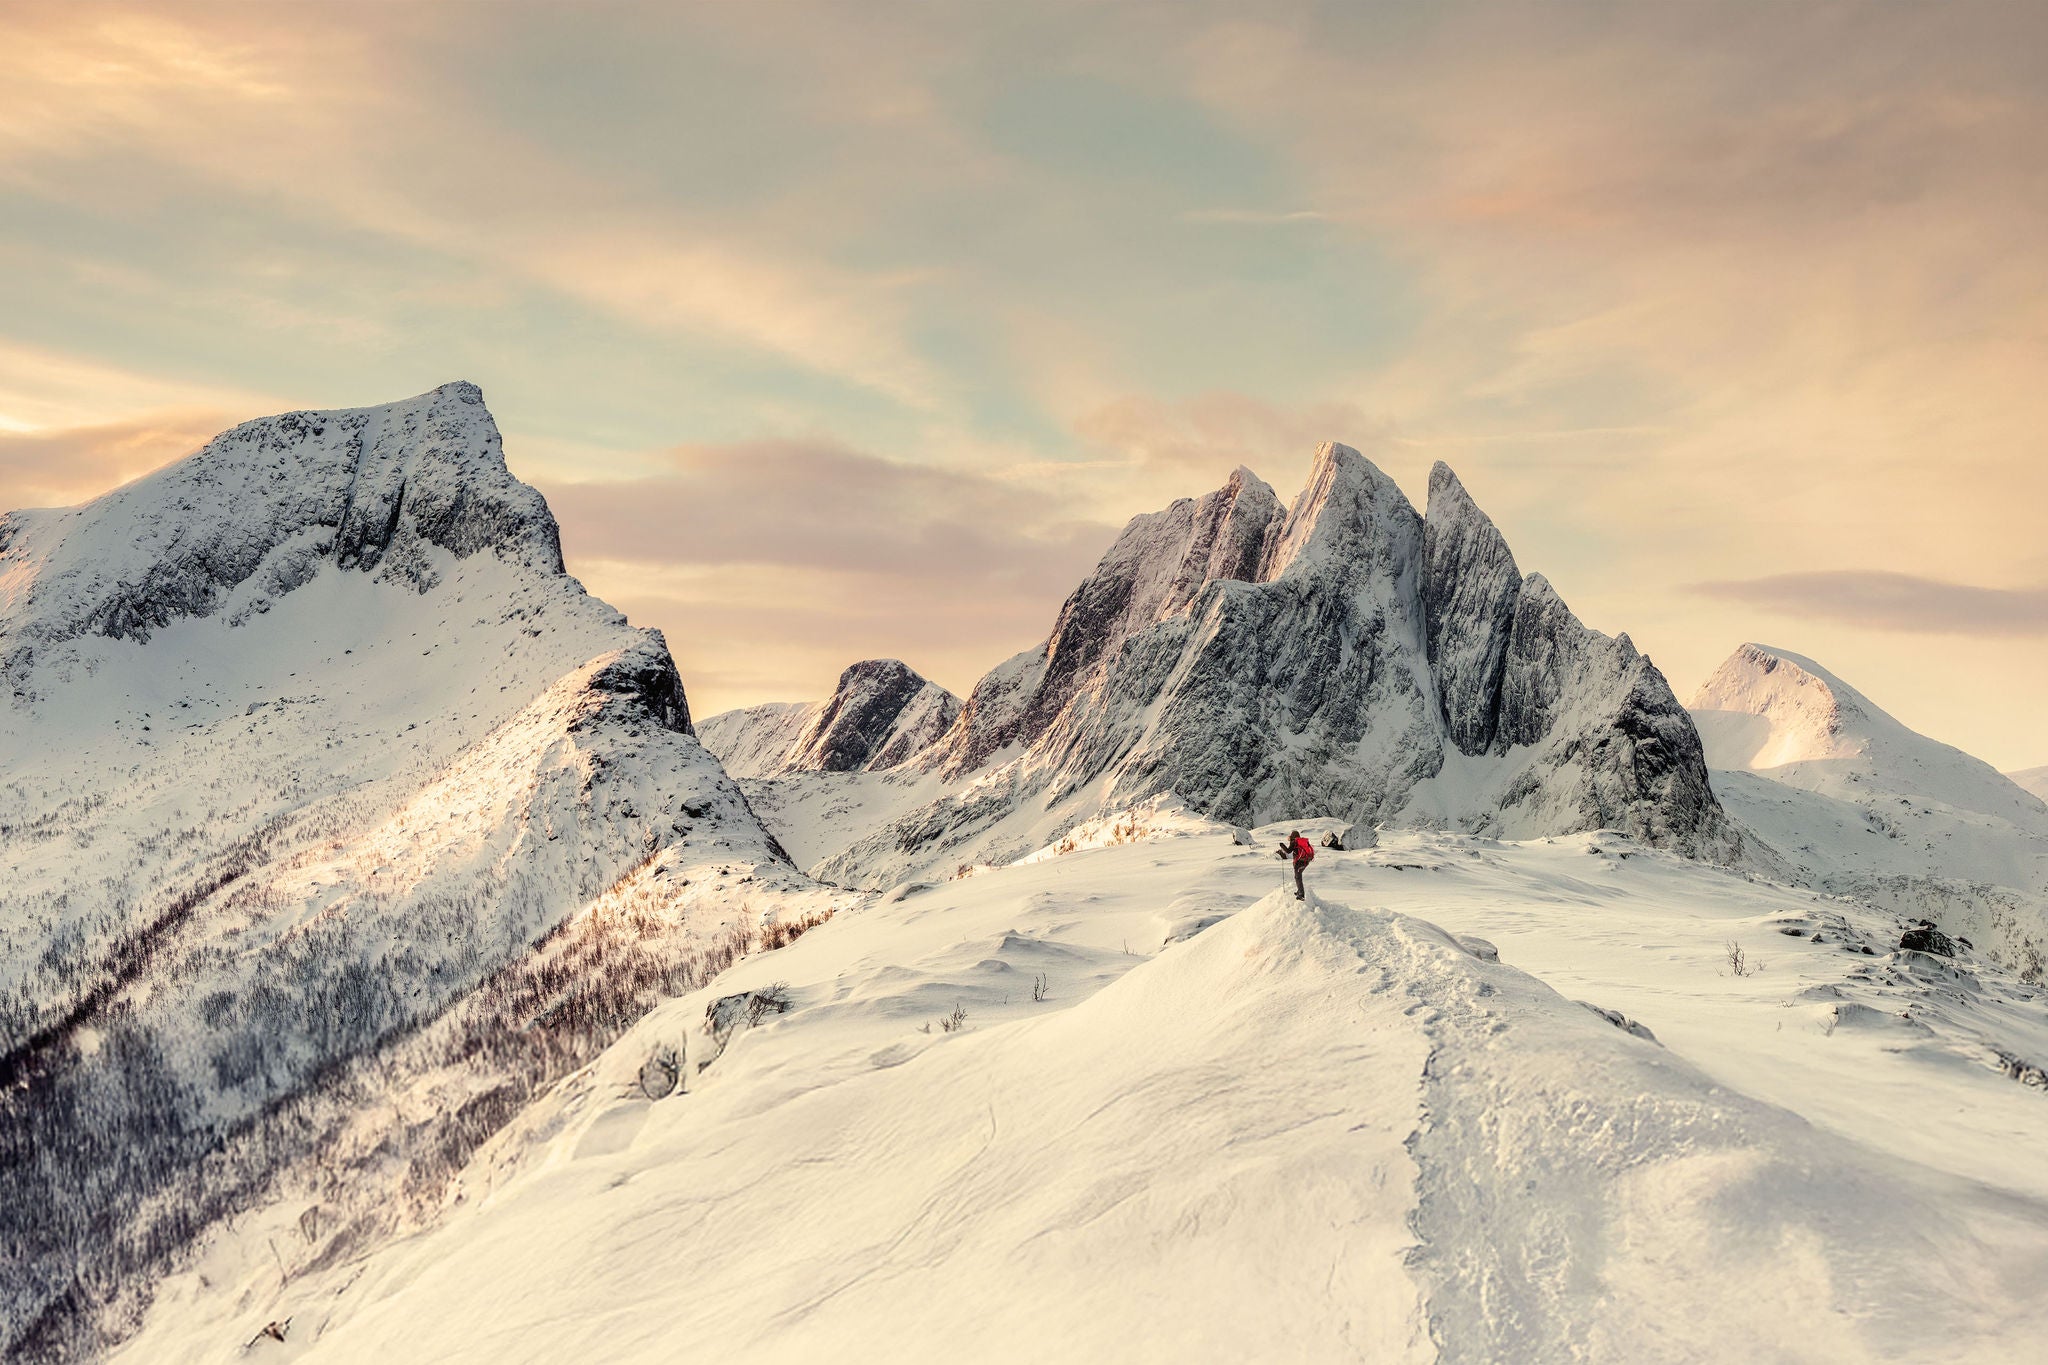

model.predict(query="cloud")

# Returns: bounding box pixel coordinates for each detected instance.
[537,439,1121,710]
[0,3,950,409]
[1691,571,2048,637]
[0,411,229,513]
[540,438,1111,581]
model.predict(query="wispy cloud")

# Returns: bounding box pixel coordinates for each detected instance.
[1691,571,2048,637]
[1180,207,1329,224]
[538,438,1119,711]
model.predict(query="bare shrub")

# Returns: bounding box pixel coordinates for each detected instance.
[1724,940,1764,977]
[1032,973,1049,1003]
[939,1002,968,1033]
[760,910,834,951]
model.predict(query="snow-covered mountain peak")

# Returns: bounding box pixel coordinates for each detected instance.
[1420,462,1522,754]
[0,386,811,1358]
[1691,642,1882,770]
[1687,642,2048,975]
[745,449,1731,885]
[1422,458,1488,524]
[1257,439,1415,583]
[0,381,561,688]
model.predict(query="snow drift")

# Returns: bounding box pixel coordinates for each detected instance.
[114,828,2048,1364]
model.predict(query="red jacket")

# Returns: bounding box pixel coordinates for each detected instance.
[1291,835,1315,864]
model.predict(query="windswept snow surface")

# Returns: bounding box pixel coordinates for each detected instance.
[122,825,2048,1364]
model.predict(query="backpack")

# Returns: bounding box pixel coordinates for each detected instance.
[1294,836,1315,864]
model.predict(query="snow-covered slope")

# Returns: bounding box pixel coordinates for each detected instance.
[2009,765,2048,803]
[1691,643,2048,978]
[697,659,959,780]
[116,824,2048,1364]
[798,451,1732,887]
[0,385,809,1361]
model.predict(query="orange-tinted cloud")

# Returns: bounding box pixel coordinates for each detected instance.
[0,411,226,511]
[538,439,1120,711]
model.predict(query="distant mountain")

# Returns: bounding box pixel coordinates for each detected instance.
[777,447,1735,887]
[0,384,814,1360]
[699,659,959,780]
[1690,643,2048,977]
[2011,765,2048,803]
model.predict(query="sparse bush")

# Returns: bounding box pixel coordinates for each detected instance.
[1032,973,1049,1003]
[939,1002,968,1033]
[1723,940,1763,977]
[704,984,793,1058]
[760,910,834,951]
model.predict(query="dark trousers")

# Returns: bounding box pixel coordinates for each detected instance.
[1293,859,1307,899]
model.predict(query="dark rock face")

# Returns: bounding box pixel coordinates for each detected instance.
[1900,924,1958,957]
[586,631,694,734]
[696,660,961,779]
[1421,463,1521,755]
[0,382,563,683]
[817,442,1735,884]
[940,468,1284,777]
[795,660,941,772]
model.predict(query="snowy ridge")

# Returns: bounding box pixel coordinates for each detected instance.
[0,387,800,1360]
[2013,765,2048,803]
[115,826,2048,1364]
[0,382,559,691]
[1695,643,2048,828]
[799,446,1732,887]
[1690,642,2048,979]
[697,659,960,780]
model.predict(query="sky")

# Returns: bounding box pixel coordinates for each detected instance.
[2,0,2046,770]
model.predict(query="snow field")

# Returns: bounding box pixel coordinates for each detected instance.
[122,822,2048,1363]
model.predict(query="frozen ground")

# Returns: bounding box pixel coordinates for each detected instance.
[120,818,2048,1364]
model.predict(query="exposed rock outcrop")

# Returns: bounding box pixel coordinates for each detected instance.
[698,659,960,779]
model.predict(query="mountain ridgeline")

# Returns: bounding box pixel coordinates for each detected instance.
[0,384,811,1361]
[711,445,1736,885]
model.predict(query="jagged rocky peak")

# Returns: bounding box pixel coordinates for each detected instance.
[697,659,961,779]
[1255,440,1421,583]
[813,445,1733,885]
[793,659,957,772]
[1040,464,1281,686]
[1421,461,1522,754]
[0,381,563,679]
